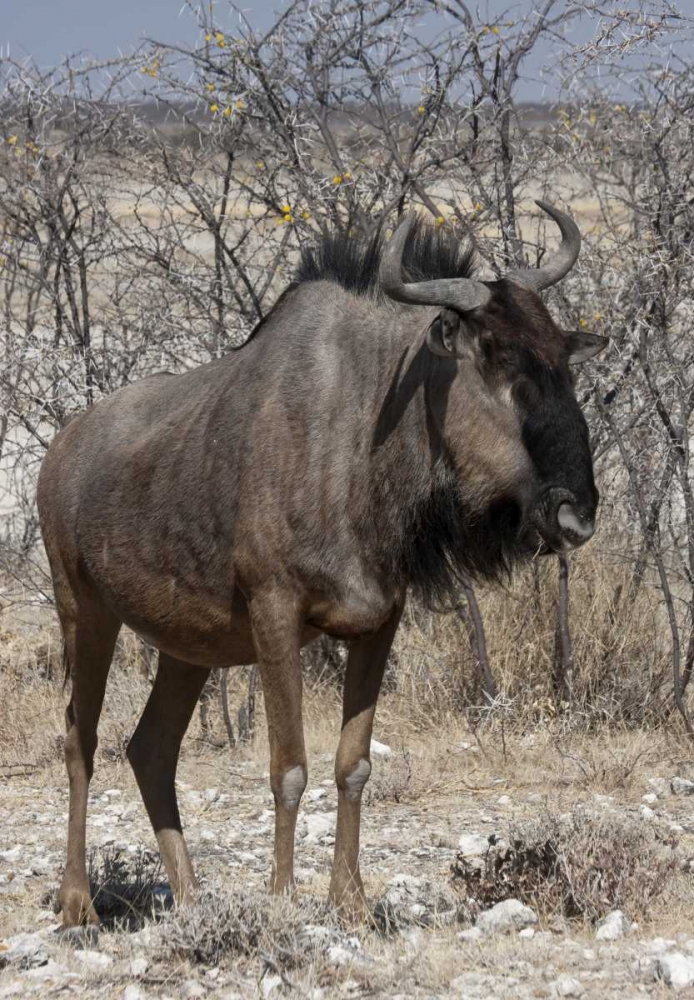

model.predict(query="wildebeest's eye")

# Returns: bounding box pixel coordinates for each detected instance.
[513,376,541,412]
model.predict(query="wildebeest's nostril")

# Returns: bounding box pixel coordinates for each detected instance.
[557,503,595,544]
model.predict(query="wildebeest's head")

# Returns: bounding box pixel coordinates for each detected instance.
[380,201,607,557]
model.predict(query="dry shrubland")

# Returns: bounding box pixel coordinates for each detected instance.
[1,0,694,756]
[452,807,681,924]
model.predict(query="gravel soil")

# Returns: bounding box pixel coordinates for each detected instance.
[2,730,694,998]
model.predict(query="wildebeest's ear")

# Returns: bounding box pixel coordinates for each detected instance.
[426,309,466,358]
[564,331,609,365]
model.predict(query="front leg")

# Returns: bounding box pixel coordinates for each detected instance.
[329,604,403,917]
[249,589,307,894]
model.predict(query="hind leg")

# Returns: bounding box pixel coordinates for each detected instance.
[126,652,210,904]
[58,603,121,928]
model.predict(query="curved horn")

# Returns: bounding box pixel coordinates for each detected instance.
[507,200,581,292]
[379,213,491,312]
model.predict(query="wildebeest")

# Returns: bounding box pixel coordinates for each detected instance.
[38,201,606,928]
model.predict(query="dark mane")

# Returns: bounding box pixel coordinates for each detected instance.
[297,216,475,297]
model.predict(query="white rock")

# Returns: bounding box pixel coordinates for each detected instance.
[261,974,283,997]
[457,927,483,942]
[0,847,22,863]
[129,956,149,976]
[300,924,336,948]
[0,931,48,968]
[103,789,121,798]
[647,937,678,954]
[74,950,112,969]
[639,805,655,820]
[595,910,629,941]
[519,927,535,939]
[25,960,74,981]
[642,793,658,805]
[181,981,206,999]
[370,739,392,758]
[458,834,491,857]
[553,975,584,997]
[656,952,694,989]
[648,777,670,797]
[476,899,538,936]
[204,788,220,803]
[671,777,694,795]
[497,795,512,807]
[123,987,146,1000]
[307,788,328,802]
[327,940,370,967]
[305,812,336,843]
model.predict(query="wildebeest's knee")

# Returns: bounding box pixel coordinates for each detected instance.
[272,764,307,811]
[336,757,372,800]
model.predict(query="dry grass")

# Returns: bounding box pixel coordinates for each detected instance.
[164,888,338,967]
[452,807,682,925]
[388,545,674,731]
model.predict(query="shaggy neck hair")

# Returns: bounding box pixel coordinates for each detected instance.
[396,457,529,608]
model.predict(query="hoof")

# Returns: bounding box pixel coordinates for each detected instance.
[330,888,373,927]
[57,924,100,947]
[57,887,101,931]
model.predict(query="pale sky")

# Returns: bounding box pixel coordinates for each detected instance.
[2,1,693,100]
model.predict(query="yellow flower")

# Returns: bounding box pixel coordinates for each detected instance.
[417,105,426,114]
[7,136,17,146]
[589,111,597,125]
[435,215,445,225]
[333,175,343,185]
[283,213,292,223]
[235,98,245,110]
[491,25,500,34]
[215,32,225,45]
[256,160,265,170]
[301,210,310,220]
[579,318,587,328]
[594,312,602,321]
[210,103,219,113]
[473,202,482,211]
[206,83,215,91]
[343,171,352,179]
[205,33,212,42]
[281,203,291,213]
[223,107,232,117]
